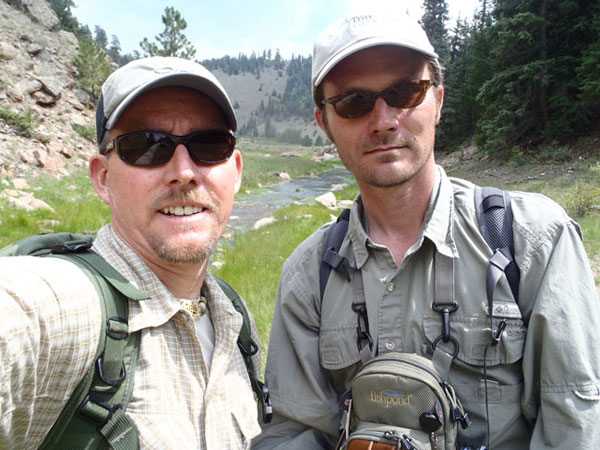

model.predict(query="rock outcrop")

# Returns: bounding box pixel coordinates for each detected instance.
[0,0,96,180]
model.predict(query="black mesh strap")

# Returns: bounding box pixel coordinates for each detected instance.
[475,186,520,302]
[320,209,351,299]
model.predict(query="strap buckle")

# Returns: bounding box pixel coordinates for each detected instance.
[260,384,273,423]
[77,394,122,428]
[96,357,127,386]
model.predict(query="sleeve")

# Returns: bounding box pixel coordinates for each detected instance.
[251,247,341,450]
[0,257,100,449]
[520,219,600,448]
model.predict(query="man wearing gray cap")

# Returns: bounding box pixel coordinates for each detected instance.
[0,57,262,449]
[253,9,600,450]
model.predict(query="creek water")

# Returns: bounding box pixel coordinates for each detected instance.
[225,165,354,235]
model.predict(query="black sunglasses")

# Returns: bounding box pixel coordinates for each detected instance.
[321,80,435,119]
[103,130,236,167]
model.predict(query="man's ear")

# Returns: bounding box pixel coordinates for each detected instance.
[435,86,445,125]
[89,154,111,205]
[232,150,243,194]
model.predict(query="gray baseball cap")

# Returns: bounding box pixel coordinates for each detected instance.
[96,56,237,144]
[312,9,439,93]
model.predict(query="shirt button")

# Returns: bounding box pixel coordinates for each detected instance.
[386,282,395,292]
[385,339,396,350]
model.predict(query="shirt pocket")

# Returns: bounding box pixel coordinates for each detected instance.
[422,314,526,367]
[319,324,362,370]
[422,314,530,447]
[227,369,261,446]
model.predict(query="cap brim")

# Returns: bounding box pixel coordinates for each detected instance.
[105,73,237,132]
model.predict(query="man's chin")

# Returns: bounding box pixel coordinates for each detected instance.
[149,235,217,265]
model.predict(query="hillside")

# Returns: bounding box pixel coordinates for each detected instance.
[0,0,98,179]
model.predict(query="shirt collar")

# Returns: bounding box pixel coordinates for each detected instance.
[347,165,458,266]
[92,225,241,333]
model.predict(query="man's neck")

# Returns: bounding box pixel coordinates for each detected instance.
[142,258,208,299]
[359,165,436,264]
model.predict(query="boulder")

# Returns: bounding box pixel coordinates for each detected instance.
[0,42,18,60]
[315,192,337,209]
[253,217,277,230]
[26,42,43,56]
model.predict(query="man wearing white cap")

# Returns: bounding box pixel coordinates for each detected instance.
[0,57,262,449]
[253,9,600,450]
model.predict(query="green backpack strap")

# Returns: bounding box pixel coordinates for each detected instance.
[214,276,272,424]
[27,239,147,450]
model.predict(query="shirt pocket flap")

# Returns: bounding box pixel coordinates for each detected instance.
[320,324,361,370]
[423,314,526,367]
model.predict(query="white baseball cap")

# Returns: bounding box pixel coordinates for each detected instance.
[96,56,237,144]
[312,9,439,93]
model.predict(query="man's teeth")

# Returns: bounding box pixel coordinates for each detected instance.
[161,206,202,216]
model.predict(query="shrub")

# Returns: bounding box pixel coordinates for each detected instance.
[0,108,39,137]
[72,123,96,142]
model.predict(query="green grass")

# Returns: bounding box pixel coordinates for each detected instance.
[0,168,110,247]
[213,203,336,361]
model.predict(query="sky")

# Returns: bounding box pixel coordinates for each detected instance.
[72,0,481,60]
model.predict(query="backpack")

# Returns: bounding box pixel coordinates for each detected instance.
[320,186,519,302]
[337,352,470,450]
[0,233,271,450]
[321,186,520,449]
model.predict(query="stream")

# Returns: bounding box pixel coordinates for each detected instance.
[225,165,354,235]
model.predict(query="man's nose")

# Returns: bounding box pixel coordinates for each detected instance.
[369,97,401,133]
[164,144,198,186]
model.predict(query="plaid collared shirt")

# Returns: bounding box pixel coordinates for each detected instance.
[0,224,260,449]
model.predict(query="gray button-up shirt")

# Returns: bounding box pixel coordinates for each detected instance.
[253,166,600,449]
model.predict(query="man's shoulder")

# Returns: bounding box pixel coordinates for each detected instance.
[449,176,572,232]
[282,218,337,274]
[0,254,100,310]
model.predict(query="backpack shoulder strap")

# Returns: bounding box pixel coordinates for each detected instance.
[37,244,144,450]
[474,186,520,302]
[320,208,351,299]
[214,276,272,423]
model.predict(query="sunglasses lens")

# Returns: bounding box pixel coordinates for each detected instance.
[187,131,235,163]
[117,132,175,166]
[334,92,375,119]
[115,131,235,167]
[385,82,427,109]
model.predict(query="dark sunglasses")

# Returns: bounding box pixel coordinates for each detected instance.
[321,80,435,119]
[103,130,236,167]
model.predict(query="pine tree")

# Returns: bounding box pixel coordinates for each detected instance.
[421,0,450,65]
[73,39,112,100]
[107,35,122,64]
[49,0,78,33]
[477,0,600,153]
[140,7,196,59]
[94,26,108,51]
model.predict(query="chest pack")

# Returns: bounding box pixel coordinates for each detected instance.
[322,186,520,450]
[0,232,271,450]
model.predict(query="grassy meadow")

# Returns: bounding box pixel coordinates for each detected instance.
[0,139,598,371]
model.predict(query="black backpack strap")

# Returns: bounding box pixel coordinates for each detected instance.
[320,208,351,299]
[215,276,272,424]
[38,247,146,450]
[475,186,520,302]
